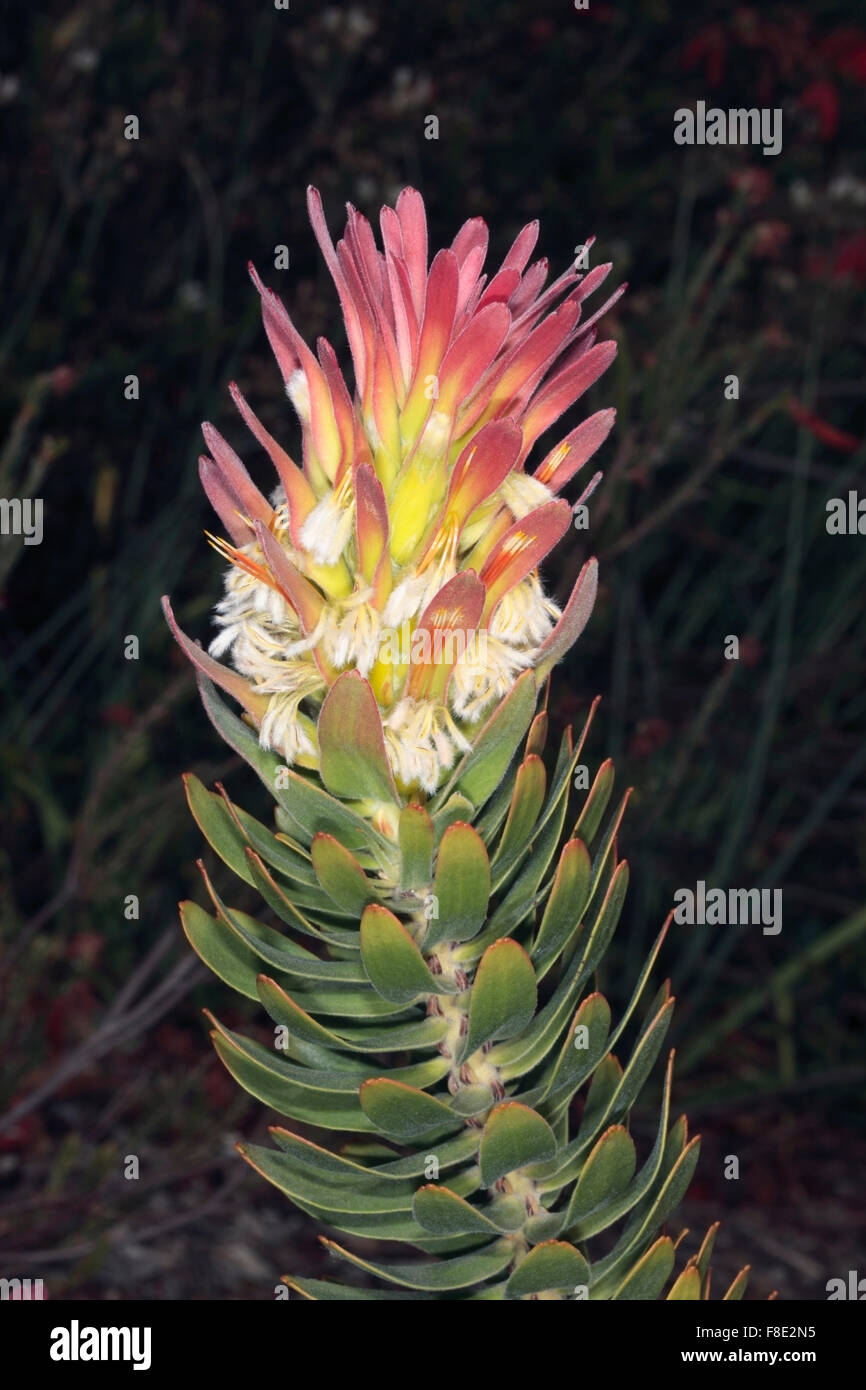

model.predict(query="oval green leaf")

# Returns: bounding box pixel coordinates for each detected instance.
[311,833,376,914]
[505,1241,590,1298]
[461,938,536,1061]
[479,1102,556,1187]
[360,904,441,1003]
[359,1078,464,1141]
[427,822,491,949]
[317,671,399,803]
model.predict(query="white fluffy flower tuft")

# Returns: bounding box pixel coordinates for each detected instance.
[300,484,355,565]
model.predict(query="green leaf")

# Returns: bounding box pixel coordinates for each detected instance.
[240,1142,477,1234]
[569,1000,678,1150]
[279,1027,449,1091]
[359,1079,464,1141]
[360,904,443,1003]
[572,757,614,845]
[479,1103,556,1187]
[196,672,288,800]
[460,938,536,1060]
[210,893,368,984]
[536,993,611,1104]
[273,763,392,858]
[612,1236,675,1300]
[667,1265,702,1300]
[433,670,537,810]
[239,1142,419,1214]
[604,919,672,1056]
[413,1186,502,1236]
[184,777,332,909]
[547,1052,675,1226]
[243,850,360,947]
[579,790,631,933]
[489,727,579,896]
[490,864,629,1076]
[317,671,399,803]
[311,834,376,915]
[566,1125,636,1229]
[570,859,630,991]
[269,1123,478,1182]
[181,900,291,1001]
[493,754,547,871]
[465,772,571,956]
[183,774,258,888]
[321,1237,512,1291]
[282,1193,476,1246]
[589,997,675,1134]
[398,803,434,889]
[338,1139,405,1162]
[210,1015,372,1090]
[532,838,591,975]
[575,1055,623,1144]
[722,1267,751,1301]
[474,756,521,844]
[525,708,548,757]
[448,1084,496,1117]
[695,1221,720,1288]
[591,1136,701,1292]
[556,997,674,1171]
[506,1241,589,1299]
[210,1029,372,1131]
[256,975,348,1048]
[284,1276,429,1301]
[329,1016,449,1053]
[229,800,319,885]
[274,983,413,1020]
[426,822,491,949]
[523,1211,565,1244]
[431,794,475,844]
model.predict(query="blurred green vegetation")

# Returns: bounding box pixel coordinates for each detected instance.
[1,0,864,1297]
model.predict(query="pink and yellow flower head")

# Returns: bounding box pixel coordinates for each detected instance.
[163,187,621,797]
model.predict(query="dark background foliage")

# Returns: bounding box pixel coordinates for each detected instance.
[1,0,864,1299]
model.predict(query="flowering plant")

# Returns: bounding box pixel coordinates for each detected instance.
[164,189,747,1301]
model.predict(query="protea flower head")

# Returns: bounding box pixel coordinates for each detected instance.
[163,187,621,809]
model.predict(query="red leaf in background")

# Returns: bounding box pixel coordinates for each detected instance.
[528,20,553,46]
[68,931,104,967]
[752,221,791,258]
[728,167,772,206]
[0,1109,40,1153]
[100,703,136,727]
[688,1177,715,1201]
[787,400,860,454]
[832,232,866,284]
[805,233,866,285]
[50,365,77,395]
[820,27,866,81]
[799,80,840,140]
[732,8,763,49]
[46,979,96,1052]
[629,718,671,759]
[204,1057,236,1110]
[756,58,776,107]
[739,635,763,668]
[837,42,866,82]
[156,1023,200,1062]
[680,26,726,87]
[762,321,791,350]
